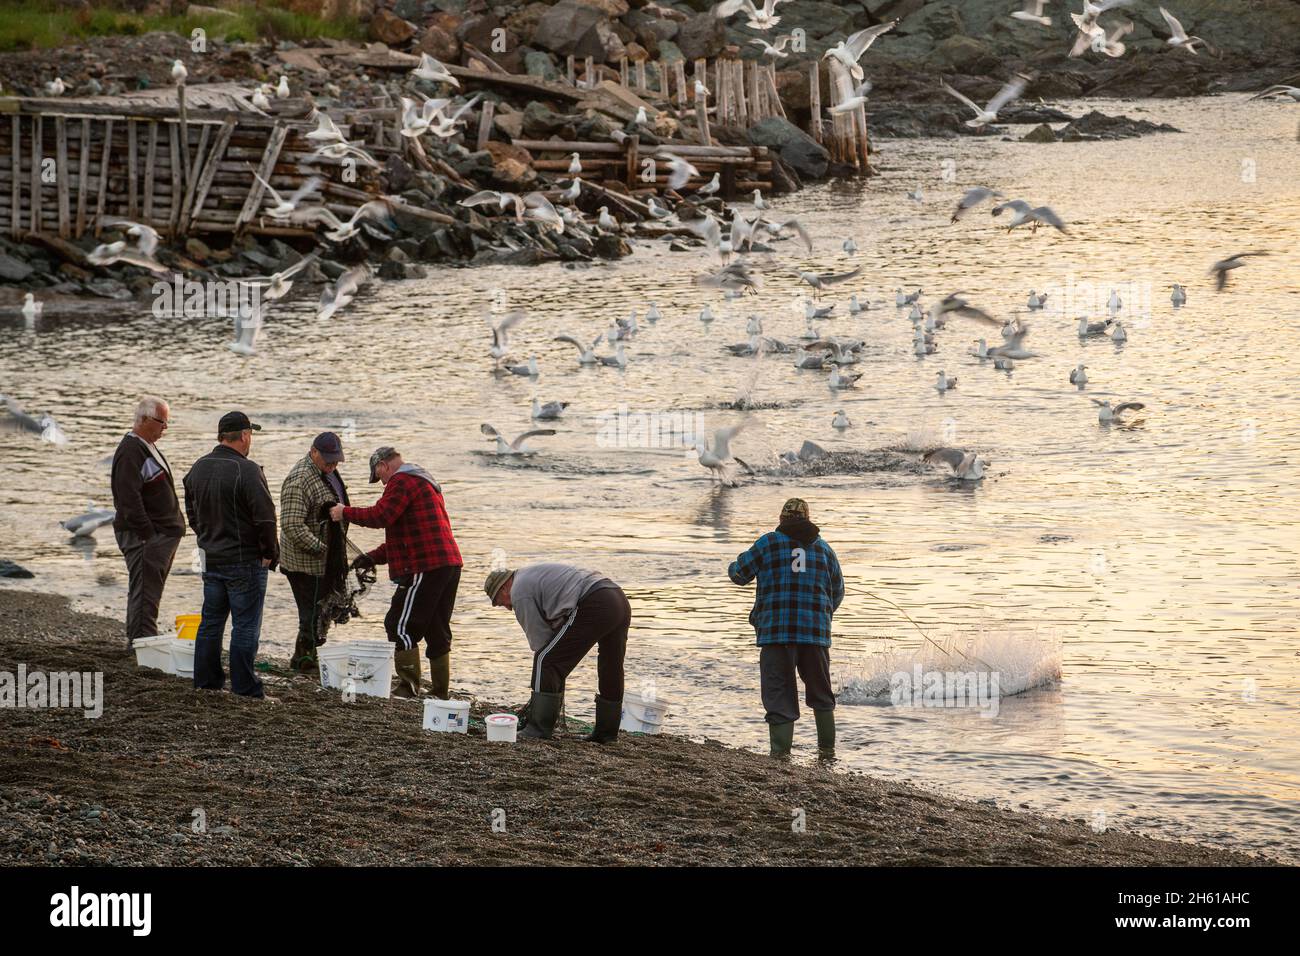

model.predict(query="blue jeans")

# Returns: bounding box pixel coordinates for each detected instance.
[194,562,268,697]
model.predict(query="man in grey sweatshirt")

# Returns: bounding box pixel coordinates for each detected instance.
[485,562,630,742]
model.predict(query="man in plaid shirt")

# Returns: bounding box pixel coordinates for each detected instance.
[329,446,461,698]
[729,497,844,758]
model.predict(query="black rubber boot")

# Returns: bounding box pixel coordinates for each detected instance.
[584,695,622,743]
[427,652,450,700]
[769,720,794,758]
[519,691,563,739]
[814,709,836,757]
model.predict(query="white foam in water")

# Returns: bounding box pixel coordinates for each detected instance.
[836,628,1063,705]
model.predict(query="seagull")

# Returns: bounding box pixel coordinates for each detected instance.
[1027,290,1048,310]
[635,106,650,125]
[713,0,787,31]
[949,186,1003,223]
[1247,85,1300,103]
[252,171,323,219]
[21,292,41,327]
[934,370,957,392]
[306,112,346,145]
[941,75,1028,128]
[1170,283,1187,306]
[1211,252,1267,291]
[554,332,603,365]
[804,300,835,320]
[567,152,582,176]
[696,260,762,294]
[799,266,862,298]
[848,294,864,313]
[460,190,525,222]
[227,303,263,356]
[659,152,700,191]
[751,189,769,210]
[1158,6,1205,54]
[832,410,851,430]
[242,252,319,301]
[972,339,990,359]
[276,76,290,99]
[696,423,746,486]
[522,192,564,233]
[827,367,861,389]
[1111,320,1127,343]
[294,200,394,242]
[1070,364,1088,387]
[826,58,873,115]
[45,77,65,96]
[842,238,858,254]
[413,53,460,87]
[488,310,526,366]
[933,292,995,325]
[698,172,721,196]
[598,342,628,369]
[597,206,618,230]
[1093,399,1145,424]
[646,304,663,323]
[559,178,582,203]
[251,85,271,110]
[1,395,67,444]
[923,447,987,481]
[895,287,922,307]
[481,423,555,455]
[746,315,763,335]
[1078,315,1113,336]
[305,141,380,168]
[317,264,370,321]
[907,187,924,202]
[505,356,541,377]
[60,503,116,539]
[171,60,187,84]
[824,20,898,82]
[531,397,570,420]
[988,324,1035,360]
[1107,289,1122,312]
[1011,0,1053,26]
[993,355,1015,371]
[750,35,793,59]
[699,305,716,324]
[86,240,167,274]
[991,199,1067,233]
[1075,16,1134,58]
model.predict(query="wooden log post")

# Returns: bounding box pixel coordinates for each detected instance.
[177,83,192,191]
[75,118,91,238]
[126,120,138,219]
[566,55,575,86]
[584,56,594,89]
[55,116,70,238]
[695,79,712,146]
[636,59,646,93]
[734,59,748,128]
[476,100,494,151]
[9,115,19,239]
[141,121,157,230]
[856,103,870,172]
[808,61,822,144]
[620,56,628,86]
[29,115,42,235]
[625,134,640,190]
[768,63,786,119]
[96,118,114,237]
[235,122,287,237]
[674,61,687,113]
[187,116,235,229]
[179,122,212,234]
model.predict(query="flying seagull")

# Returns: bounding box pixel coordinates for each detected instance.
[1210,252,1266,291]
[923,447,987,481]
[824,21,898,82]
[941,75,1028,128]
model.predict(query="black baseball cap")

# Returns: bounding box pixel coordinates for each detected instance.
[312,431,344,463]
[217,411,261,435]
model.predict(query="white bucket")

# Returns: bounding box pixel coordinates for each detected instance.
[619,691,668,734]
[318,640,394,699]
[423,698,470,734]
[133,634,178,675]
[169,637,195,679]
[485,713,518,742]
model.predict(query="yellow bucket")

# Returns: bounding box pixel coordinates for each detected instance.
[175,614,201,641]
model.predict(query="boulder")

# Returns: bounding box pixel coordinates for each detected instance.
[0,559,34,579]
[898,2,964,41]
[0,252,34,282]
[369,9,417,46]
[1021,123,1057,143]
[775,2,855,39]
[493,104,525,139]
[484,141,536,185]
[676,12,727,60]
[505,3,552,39]
[524,50,560,81]
[416,24,460,63]
[747,117,829,179]
[532,1,606,56]
[522,100,572,136]
[573,0,629,15]
[928,35,1000,74]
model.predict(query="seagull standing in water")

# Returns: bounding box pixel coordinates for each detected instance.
[934,370,957,392]
[1070,364,1088,388]
[531,397,570,421]
[1093,399,1145,424]
[832,410,851,430]
[1171,283,1187,306]
[22,292,41,328]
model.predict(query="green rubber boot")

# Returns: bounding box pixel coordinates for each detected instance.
[769,720,795,758]
[392,647,422,698]
[427,652,450,700]
[519,691,563,739]
[814,709,836,756]
[584,695,622,744]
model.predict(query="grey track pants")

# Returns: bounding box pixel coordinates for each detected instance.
[116,529,181,646]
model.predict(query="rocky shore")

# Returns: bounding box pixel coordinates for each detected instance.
[0,590,1270,866]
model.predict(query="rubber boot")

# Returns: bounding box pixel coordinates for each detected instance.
[427,652,450,700]
[814,709,836,756]
[768,720,795,758]
[584,695,622,743]
[519,691,562,739]
[392,648,423,698]
[289,630,317,674]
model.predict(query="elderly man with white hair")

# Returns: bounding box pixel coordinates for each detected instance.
[110,395,186,647]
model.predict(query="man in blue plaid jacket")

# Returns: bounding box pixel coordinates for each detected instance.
[728,497,844,757]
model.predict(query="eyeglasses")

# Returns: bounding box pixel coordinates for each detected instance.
[147,416,169,429]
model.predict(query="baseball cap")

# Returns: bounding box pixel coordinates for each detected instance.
[368,446,398,483]
[312,431,345,463]
[484,568,514,603]
[780,497,809,519]
[218,410,261,435]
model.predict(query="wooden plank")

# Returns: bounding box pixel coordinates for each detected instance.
[30,114,42,234]
[187,115,235,228]
[584,57,594,90]
[234,122,287,235]
[179,121,211,232]
[808,61,822,143]
[767,63,786,120]
[127,119,138,218]
[55,116,70,238]
[566,55,575,86]
[10,115,20,238]
[619,57,628,87]
[636,59,646,92]
[476,100,494,151]
[75,117,90,237]
[95,117,113,237]
[142,121,157,224]
[734,60,748,128]
[855,103,870,172]
[674,61,687,112]
[177,82,191,191]
[625,134,638,190]
[167,120,181,236]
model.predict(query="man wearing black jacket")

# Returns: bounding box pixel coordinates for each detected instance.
[111,396,186,648]
[183,411,280,700]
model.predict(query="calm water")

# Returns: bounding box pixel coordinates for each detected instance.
[2,97,1298,862]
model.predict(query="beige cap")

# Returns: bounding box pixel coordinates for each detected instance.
[484,568,514,603]
[780,497,810,519]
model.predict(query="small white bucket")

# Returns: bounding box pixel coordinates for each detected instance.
[169,637,195,679]
[485,713,518,742]
[619,691,668,734]
[318,640,394,699]
[423,698,470,734]
[133,634,178,675]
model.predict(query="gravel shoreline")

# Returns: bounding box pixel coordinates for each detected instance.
[0,590,1269,866]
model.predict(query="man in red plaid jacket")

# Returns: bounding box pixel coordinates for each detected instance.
[329,446,462,698]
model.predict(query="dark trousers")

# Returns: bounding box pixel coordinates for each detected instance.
[383,566,460,659]
[115,529,181,646]
[194,561,268,698]
[284,570,326,643]
[532,585,629,700]
[760,644,835,724]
